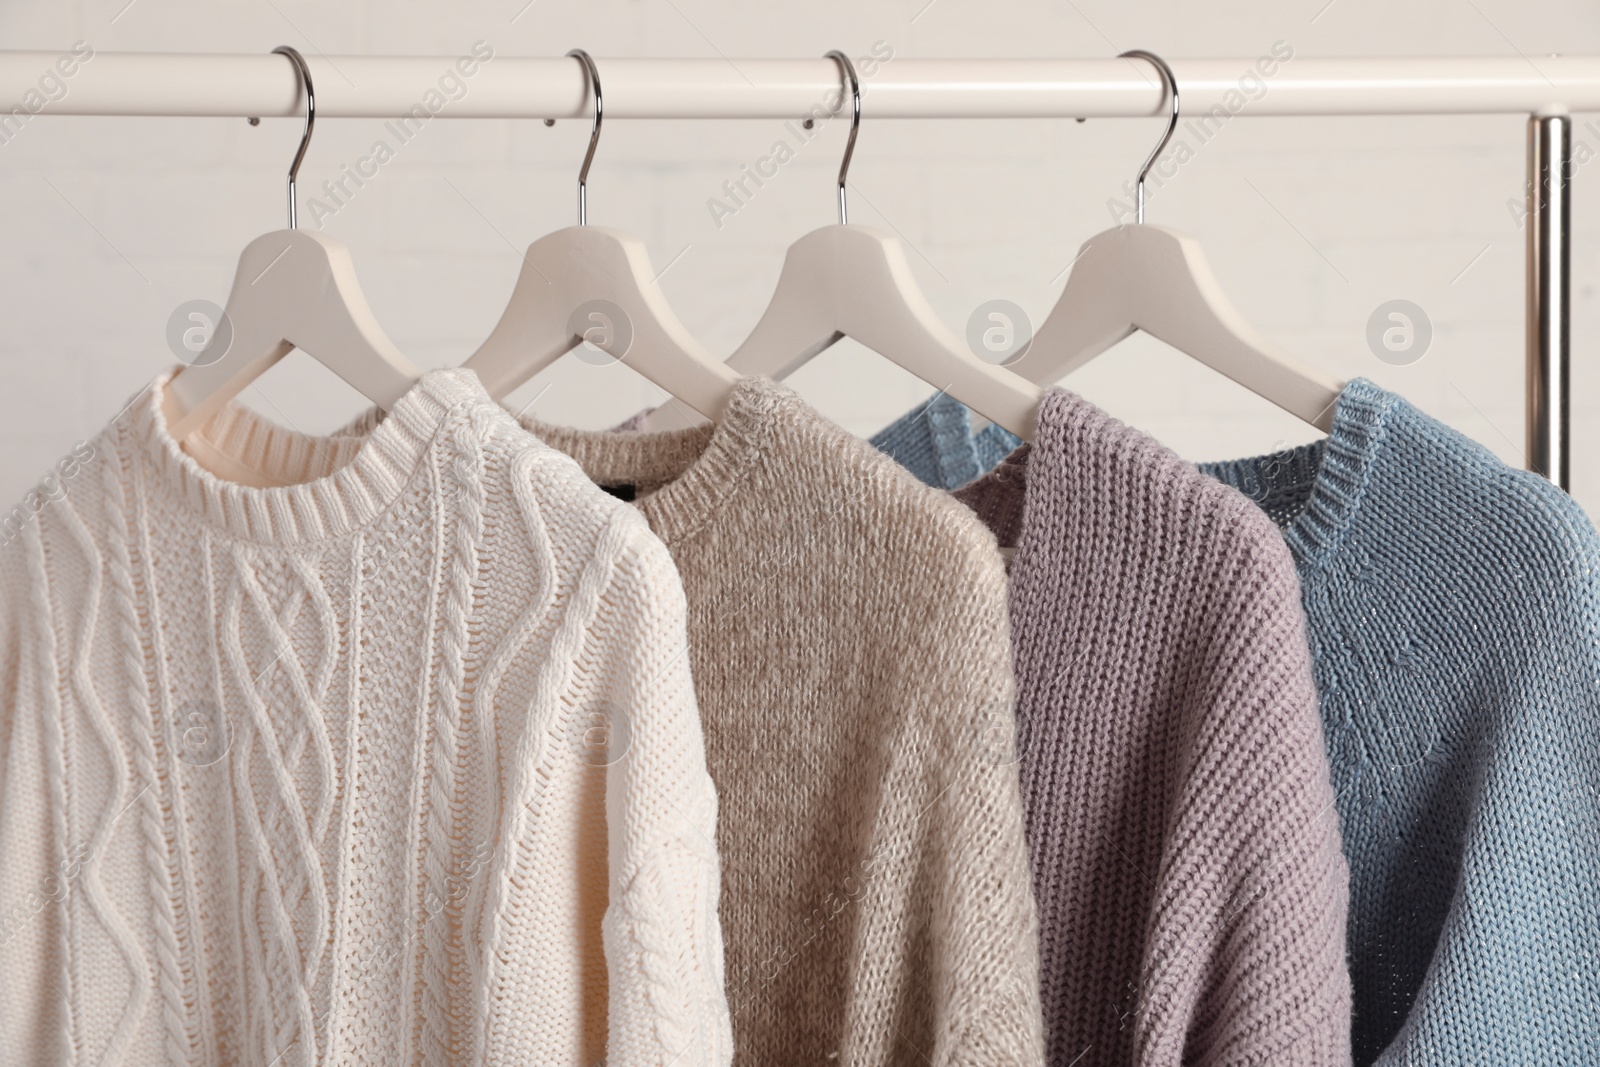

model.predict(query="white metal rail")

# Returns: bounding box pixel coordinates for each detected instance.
[0,51,1582,485]
[3,54,1599,118]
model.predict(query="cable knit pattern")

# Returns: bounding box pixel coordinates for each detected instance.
[952,388,1352,1067]
[0,369,731,1066]
[1201,379,1600,1066]
[517,376,1045,1066]
[869,392,1023,491]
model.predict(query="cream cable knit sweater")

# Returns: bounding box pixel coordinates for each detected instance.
[517,377,1045,1066]
[0,370,730,1066]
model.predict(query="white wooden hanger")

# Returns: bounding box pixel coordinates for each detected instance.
[164,46,422,442]
[709,50,1042,441]
[1016,50,1344,431]
[461,50,739,421]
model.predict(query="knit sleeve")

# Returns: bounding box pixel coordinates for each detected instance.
[841,515,1046,1066]
[0,528,74,1062]
[597,523,733,1067]
[0,536,21,770]
[1132,525,1353,1066]
[1369,471,1600,1065]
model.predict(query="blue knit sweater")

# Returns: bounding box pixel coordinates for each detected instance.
[875,380,1600,1064]
[869,391,1023,490]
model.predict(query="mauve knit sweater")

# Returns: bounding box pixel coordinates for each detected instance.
[952,388,1352,1066]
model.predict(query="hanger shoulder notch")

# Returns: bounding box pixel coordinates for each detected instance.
[464,226,738,420]
[167,229,420,440]
[1023,225,1341,429]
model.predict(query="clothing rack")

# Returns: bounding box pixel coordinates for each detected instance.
[1,51,1584,487]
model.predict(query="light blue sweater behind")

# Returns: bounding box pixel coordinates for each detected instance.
[868,391,1023,491]
[874,382,1600,1063]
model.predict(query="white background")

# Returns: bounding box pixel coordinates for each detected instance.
[2,0,1597,515]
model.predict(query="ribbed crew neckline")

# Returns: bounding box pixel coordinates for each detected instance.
[896,392,990,489]
[917,393,979,489]
[521,375,779,546]
[1200,377,1397,571]
[954,380,1398,573]
[131,368,486,546]
[866,391,1025,492]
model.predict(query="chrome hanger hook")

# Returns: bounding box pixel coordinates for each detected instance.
[568,49,603,225]
[1119,49,1179,224]
[271,45,315,230]
[824,50,860,225]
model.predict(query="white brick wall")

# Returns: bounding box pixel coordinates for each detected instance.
[2,0,1597,515]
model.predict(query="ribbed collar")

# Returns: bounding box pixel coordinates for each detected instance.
[519,375,783,547]
[130,368,488,546]
[1200,378,1397,572]
[954,386,1180,552]
[869,391,1023,491]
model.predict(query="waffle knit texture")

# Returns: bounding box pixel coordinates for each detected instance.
[0,369,731,1066]
[869,393,1022,491]
[1201,379,1600,1066]
[518,375,1046,1065]
[953,388,1353,1067]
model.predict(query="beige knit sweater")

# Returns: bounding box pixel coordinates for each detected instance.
[0,370,731,1065]
[522,376,1045,1065]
